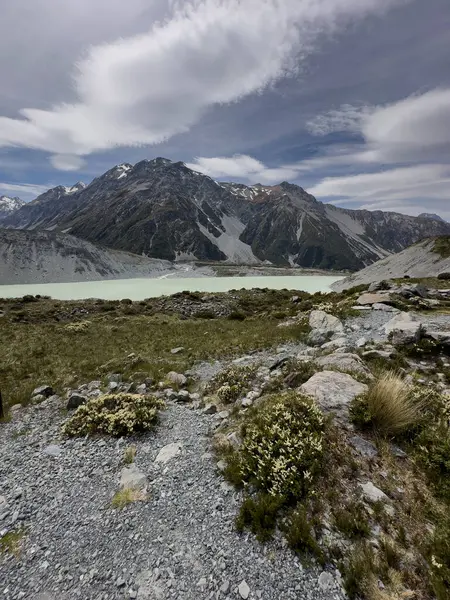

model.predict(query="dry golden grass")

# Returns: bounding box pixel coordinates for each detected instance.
[363,372,424,436]
[123,445,137,464]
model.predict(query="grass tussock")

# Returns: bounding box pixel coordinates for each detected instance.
[0,529,26,558]
[123,445,137,464]
[350,372,424,436]
[111,488,147,509]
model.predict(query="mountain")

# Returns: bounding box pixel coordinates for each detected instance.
[331,236,450,291]
[418,213,446,222]
[0,229,200,285]
[4,158,450,271]
[0,196,25,221]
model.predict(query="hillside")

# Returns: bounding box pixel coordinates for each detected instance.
[331,236,450,291]
[0,229,202,285]
[3,158,450,271]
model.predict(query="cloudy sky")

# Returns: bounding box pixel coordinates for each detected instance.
[0,0,449,218]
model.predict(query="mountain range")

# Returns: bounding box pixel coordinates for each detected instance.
[0,196,25,220]
[2,158,450,271]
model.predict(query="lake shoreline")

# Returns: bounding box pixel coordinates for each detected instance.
[0,274,344,301]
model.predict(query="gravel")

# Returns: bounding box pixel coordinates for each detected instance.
[0,395,344,600]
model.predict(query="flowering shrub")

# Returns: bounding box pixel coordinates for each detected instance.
[234,392,325,500]
[207,364,258,403]
[62,393,165,437]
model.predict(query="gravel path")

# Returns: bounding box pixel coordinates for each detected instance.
[0,397,344,600]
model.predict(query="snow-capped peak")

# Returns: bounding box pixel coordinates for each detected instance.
[0,195,25,214]
[63,182,86,195]
[115,164,133,179]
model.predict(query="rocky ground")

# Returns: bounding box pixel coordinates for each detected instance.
[0,395,345,600]
[1,280,450,600]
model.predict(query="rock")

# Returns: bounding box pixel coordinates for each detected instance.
[88,380,101,390]
[9,404,22,413]
[300,371,368,423]
[316,353,371,377]
[390,444,407,458]
[0,496,8,520]
[241,398,253,407]
[309,310,344,340]
[217,460,227,472]
[321,337,349,351]
[426,330,450,346]
[108,381,119,392]
[43,444,62,457]
[360,481,389,503]
[350,436,378,459]
[31,394,46,405]
[362,349,395,360]
[66,392,87,410]
[170,347,185,354]
[384,312,423,345]
[107,373,122,383]
[368,281,391,292]
[32,385,54,398]
[372,303,398,312]
[269,356,290,371]
[246,390,260,402]
[166,372,187,387]
[356,293,391,306]
[154,442,182,465]
[307,329,331,346]
[203,404,217,415]
[135,383,147,395]
[176,390,191,402]
[399,283,428,298]
[318,572,334,592]
[238,580,250,599]
[352,305,372,311]
[136,570,164,600]
[220,580,230,594]
[217,410,230,419]
[120,463,148,491]
[227,431,242,448]
[356,337,367,348]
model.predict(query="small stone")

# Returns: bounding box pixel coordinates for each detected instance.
[197,577,207,589]
[217,410,230,419]
[238,580,250,599]
[107,374,122,384]
[116,577,126,588]
[203,404,217,415]
[220,580,230,593]
[108,381,119,392]
[32,385,54,398]
[166,372,187,387]
[360,481,389,503]
[356,337,367,348]
[31,394,46,405]
[390,445,407,458]
[43,445,62,457]
[227,431,241,448]
[318,572,334,591]
[120,464,148,491]
[170,347,185,354]
[9,404,22,413]
[155,443,182,465]
[135,384,147,395]
[350,436,378,459]
[216,460,227,472]
[176,390,191,402]
[241,398,253,408]
[129,590,137,599]
[66,393,87,410]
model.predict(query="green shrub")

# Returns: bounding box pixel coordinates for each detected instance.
[283,506,324,562]
[282,359,318,388]
[235,493,283,542]
[424,514,450,600]
[342,542,376,599]
[233,392,325,500]
[207,364,258,401]
[333,501,370,539]
[62,393,165,437]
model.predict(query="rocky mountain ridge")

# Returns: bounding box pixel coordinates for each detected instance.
[0,229,207,285]
[4,158,450,270]
[0,196,25,221]
[332,236,450,291]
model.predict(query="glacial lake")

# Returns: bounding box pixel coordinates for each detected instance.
[0,275,343,301]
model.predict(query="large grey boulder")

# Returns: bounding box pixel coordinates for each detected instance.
[300,371,368,423]
[316,353,372,377]
[356,293,391,306]
[32,385,54,399]
[154,442,182,465]
[384,312,423,345]
[308,310,344,346]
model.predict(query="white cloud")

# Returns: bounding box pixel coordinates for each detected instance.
[0,182,50,201]
[306,104,373,136]
[0,0,406,170]
[50,154,86,171]
[187,154,299,182]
